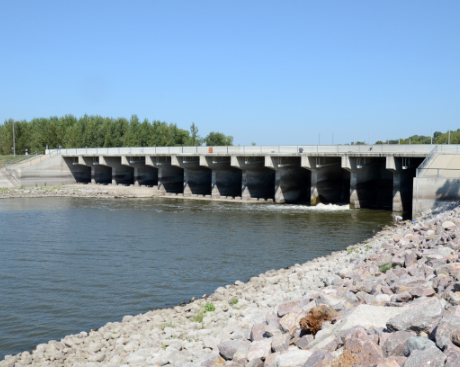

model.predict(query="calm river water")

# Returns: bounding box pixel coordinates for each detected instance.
[0,197,394,357]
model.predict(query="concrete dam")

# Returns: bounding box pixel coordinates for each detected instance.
[5,144,460,217]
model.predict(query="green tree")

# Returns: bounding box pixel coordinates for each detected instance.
[189,123,202,146]
[204,132,233,146]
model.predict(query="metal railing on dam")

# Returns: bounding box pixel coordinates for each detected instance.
[45,144,460,156]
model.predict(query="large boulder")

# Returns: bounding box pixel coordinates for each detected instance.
[217,340,250,360]
[275,350,313,367]
[401,346,446,367]
[404,336,436,356]
[386,298,443,333]
[380,331,415,357]
[434,314,460,351]
[307,305,407,351]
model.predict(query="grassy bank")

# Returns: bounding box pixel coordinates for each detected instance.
[0,155,25,168]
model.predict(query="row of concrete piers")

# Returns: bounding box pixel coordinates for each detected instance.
[63,155,424,212]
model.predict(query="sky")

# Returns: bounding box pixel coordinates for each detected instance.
[1,1,459,146]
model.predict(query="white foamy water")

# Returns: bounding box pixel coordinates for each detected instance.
[228,202,350,213]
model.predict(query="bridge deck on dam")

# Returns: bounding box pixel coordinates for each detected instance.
[47,143,457,157]
[7,144,460,217]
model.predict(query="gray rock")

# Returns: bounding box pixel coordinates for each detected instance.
[247,339,272,361]
[218,340,249,360]
[271,333,290,353]
[381,330,415,357]
[246,358,264,367]
[277,300,301,317]
[404,336,436,356]
[275,350,313,367]
[434,314,460,351]
[304,350,334,366]
[294,334,314,349]
[386,298,443,333]
[443,221,456,229]
[401,346,446,367]
[250,323,266,341]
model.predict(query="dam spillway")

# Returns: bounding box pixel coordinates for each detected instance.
[6,144,460,216]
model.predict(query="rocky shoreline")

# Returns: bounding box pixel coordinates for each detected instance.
[3,199,460,366]
[0,186,264,203]
[0,186,143,200]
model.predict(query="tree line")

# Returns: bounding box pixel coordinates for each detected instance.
[0,115,234,155]
[374,130,460,145]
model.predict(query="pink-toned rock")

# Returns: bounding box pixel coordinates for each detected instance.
[375,356,407,366]
[271,333,290,353]
[404,251,417,267]
[409,286,435,298]
[263,352,279,367]
[277,300,301,317]
[250,323,265,341]
[247,339,272,361]
[304,350,334,366]
[390,291,412,303]
[380,330,415,357]
[279,313,298,333]
[344,337,384,366]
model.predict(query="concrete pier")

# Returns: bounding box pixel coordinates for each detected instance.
[303,156,349,205]
[122,156,157,186]
[101,157,134,186]
[343,157,392,209]
[172,156,211,196]
[78,156,112,184]
[232,157,275,201]
[266,157,310,204]
[200,157,242,198]
[386,157,424,212]
[147,156,184,194]
[63,157,91,183]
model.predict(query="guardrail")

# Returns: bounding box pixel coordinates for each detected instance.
[5,152,45,170]
[45,144,460,156]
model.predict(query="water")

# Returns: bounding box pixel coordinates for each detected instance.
[0,197,393,357]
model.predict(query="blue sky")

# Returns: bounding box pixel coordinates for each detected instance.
[1,1,459,145]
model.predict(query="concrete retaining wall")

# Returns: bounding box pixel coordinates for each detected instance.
[413,177,460,217]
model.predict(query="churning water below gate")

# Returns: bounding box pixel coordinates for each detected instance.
[0,197,395,357]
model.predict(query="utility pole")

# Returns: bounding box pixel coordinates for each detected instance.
[12,120,16,157]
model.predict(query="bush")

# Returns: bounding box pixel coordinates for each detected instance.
[204,302,215,312]
[379,262,394,274]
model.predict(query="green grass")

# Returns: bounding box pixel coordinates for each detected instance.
[204,302,215,312]
[159,321,175,330]
[379,262,395,274]
[190,310,205,323]
[229,297,238,306]
[191,302,216,323]
[0,155,26,168]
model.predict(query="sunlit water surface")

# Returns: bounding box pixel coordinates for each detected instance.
[0,197,394,357]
